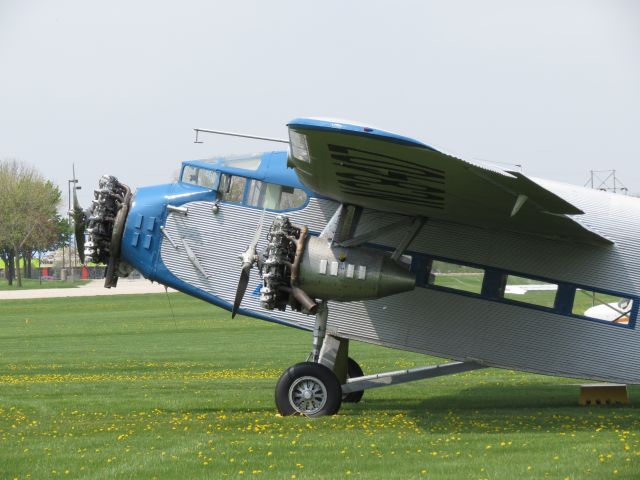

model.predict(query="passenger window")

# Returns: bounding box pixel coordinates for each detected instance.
[428,260,484,294]
[219,175,247,203]
[503,275,557,308]
[246,180,307,210]
[572,289,632,324]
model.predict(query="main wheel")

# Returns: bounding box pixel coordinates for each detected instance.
[343,357,365,404]
[275,362,342,417]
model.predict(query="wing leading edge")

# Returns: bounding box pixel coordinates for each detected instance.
[286,118,611,246]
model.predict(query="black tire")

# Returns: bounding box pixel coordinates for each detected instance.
[275,362,342,417]
[343,357,365,404]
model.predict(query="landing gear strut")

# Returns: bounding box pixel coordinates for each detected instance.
[274,300,486,416]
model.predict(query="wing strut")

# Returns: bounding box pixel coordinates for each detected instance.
[391,217,425,261]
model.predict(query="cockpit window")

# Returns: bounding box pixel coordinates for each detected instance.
[246,180,307,210]
[181,166,218,188]
[219,174,247,203]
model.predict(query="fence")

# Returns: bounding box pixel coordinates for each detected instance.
[0,266,142,281]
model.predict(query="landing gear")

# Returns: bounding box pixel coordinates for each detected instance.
[275,301,362,416]
[275,362,342,417]
[343,357,364,404]
[273,288,485,417]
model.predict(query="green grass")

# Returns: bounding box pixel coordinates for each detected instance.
[1,294,639,479]
[0,259,41,269]
[0,278,90,290]
[432,273,484,294]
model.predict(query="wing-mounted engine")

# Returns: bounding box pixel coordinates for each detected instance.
[84,175,132,287]
[260,216,316,313]
[241,214,417,315]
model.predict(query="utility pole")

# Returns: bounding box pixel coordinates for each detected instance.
[68,165,81,281]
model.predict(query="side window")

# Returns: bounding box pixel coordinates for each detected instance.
[572,289,632,325]
[219,175,247,203]
[279,186,308,210]
[247,179,265,206]
[246,180,307,210]
[503,275,558,308]
[428,260,484,294]
[198,169,217,188]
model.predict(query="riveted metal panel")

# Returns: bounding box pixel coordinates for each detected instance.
[159,184,640,384]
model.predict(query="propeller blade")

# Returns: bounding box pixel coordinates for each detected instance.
[231,264,251,319]
[250,207,266,249]
[231,208,267,318]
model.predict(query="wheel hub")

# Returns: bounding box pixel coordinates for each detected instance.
[288,375,327,415]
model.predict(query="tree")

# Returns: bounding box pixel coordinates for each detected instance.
[0,160,63,286]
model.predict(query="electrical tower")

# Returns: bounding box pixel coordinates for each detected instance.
[585,170,628,194]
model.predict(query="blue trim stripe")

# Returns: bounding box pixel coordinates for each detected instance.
[287,117,438,151]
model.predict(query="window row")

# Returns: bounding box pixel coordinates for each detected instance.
[180,167,308,211]
[219,176,308,210]
[423,258,634,326]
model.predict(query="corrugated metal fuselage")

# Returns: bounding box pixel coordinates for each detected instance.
[123,178,640,385]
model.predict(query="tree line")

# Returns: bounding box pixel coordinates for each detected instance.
[0,160,71,287]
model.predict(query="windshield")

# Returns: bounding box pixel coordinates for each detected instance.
[181,166,218,188]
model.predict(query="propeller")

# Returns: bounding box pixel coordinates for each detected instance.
[71,165,87,264]
[231,208,266,318]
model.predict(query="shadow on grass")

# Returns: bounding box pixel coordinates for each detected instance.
[342,383,640,433]
[168,382,640,434]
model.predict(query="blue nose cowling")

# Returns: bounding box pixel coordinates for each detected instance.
[120,182,215,281]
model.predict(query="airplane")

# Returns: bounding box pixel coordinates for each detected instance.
[74,117,639,417]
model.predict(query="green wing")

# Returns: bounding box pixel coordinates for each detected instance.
[287,119,610,246]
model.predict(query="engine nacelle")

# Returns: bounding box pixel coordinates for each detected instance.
[260,215,416,312]
[299,236,415,301]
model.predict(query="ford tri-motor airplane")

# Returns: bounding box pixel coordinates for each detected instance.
[74,118,639,416]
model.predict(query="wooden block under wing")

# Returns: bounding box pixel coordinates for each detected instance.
[579,384,629,406]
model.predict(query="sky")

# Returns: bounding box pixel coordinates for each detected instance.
[1,0,639,210]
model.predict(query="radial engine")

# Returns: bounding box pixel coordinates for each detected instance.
[257,215,416,314]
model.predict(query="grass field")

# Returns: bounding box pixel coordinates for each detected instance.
[1,293,639,479]
[0,279,91,291]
